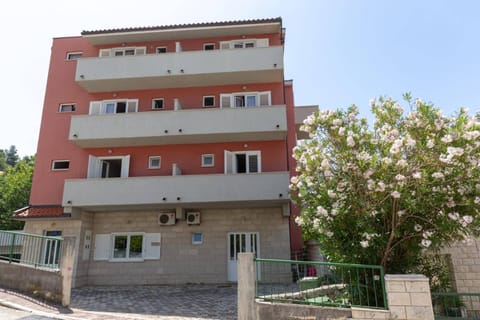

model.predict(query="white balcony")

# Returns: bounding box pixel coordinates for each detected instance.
[75,46,283,92]
[69,105,287,148]
[62,172,290,210]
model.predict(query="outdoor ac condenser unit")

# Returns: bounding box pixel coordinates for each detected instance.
[158,212,176,226]
[186,212,201,225]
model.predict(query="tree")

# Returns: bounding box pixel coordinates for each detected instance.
[5,145,19,167]
[290,95,480,273]
[0,150,6,171]
[0,156,34,230]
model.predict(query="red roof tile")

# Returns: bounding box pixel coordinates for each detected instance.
[81,17,282,35]
[14,206,68,219]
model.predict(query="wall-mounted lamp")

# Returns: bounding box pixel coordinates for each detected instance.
[113,93,117,97]
[242,85,247,90]
[121,42,126,47]
[164,129,169,133]
[167,69,171,74]
[279,193,283,198]
[276,124,280,128]
[73,134,78,138]
[178,129,182,133]
[243,144,248,148]
[162,197,167,201]
[108,149,113,154]
[273,63,277,68]
[67,200,72,204]
[177,197,181,201]
[79,75,84,79]
[180,69,184,73]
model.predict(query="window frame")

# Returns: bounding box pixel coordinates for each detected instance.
[202,96,215,108]
[58,103,76,113]
[110,232,145,262]
[66,52,82,60]
[152,98,165,110]
[148,156,161,169]
[224,150,261,174]
[99,47,146,58]
[203,43,215,51]
[156,46,167,54]
[192,232,204,245]
[201,154,215,167]
[51,160,70,171]
[219,91,271,108]
[89,99,138,115]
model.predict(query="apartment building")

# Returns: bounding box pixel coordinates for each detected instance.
[14,18,314,286]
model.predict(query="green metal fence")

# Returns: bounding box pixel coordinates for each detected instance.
[432,292,480,319]
[255,258,388,310]
[0,230,63,270]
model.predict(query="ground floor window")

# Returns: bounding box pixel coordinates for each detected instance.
[94,232,161,262]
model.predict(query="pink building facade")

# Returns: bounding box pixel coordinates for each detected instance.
[15,18,314,286]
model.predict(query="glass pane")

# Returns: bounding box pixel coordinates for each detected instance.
[245,42,255,48]
[113,235,127,258]
[125,49,135,55]
[129,235,143,258]
[221,96,231,108]
[105,103,115,114]
[116,102,126,113]
[127,101,137,112]
[234,42,243,48]
[248,155,258,173]
[234,96,245,107]
[114,51,124,56]
[230,234,235,260]
[259,93,269,106]
[241,234,246,253]
[246,95,257,107]
[236,154,247,173]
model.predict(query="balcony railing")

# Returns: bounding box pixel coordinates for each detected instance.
[75,46,284,92]
[69,105,287,148]
[62,172,290,210]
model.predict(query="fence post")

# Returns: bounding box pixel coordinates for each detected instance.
[238,252,256,320]
[60,236,76,307]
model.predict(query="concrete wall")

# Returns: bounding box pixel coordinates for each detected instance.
[86,207,289,285]
[0,257,62,304]
[23,218,82,288]
[440,237,480,293]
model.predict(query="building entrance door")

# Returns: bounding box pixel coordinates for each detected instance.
[227,232,259,281]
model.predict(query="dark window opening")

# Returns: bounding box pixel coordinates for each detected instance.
[101,159,122,178]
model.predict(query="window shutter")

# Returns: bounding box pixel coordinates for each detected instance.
[93,234,110,261]
[259,91,271,106]
[89,101,102,115]
[121,155,130,178]
[220,41,230,50]
[144,233,161,260]
[224,150,233,174]
[99,49,110,57]
[256,39,269,48]
[127,100,137,113]
[220,94,231,108]
[87,155,99,178]
[135,47,146,55]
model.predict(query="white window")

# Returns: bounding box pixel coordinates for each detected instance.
[219,91,271,108]
[99,47,146,57]
[203,96,215,107]
[220,38,269,50]
[87,155,130,178]
[152,98,164,110]
[89,99,138,115]
[203,43,215,50]
[94,233,161,262]
[156,47,167,54]
[59,103,76,112]
[224,150,261,174]
[66,52,82,60]
[51,160,70,171]
[149,156,161,169]
[201,154,214,167]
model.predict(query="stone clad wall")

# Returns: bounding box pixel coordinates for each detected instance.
[440,238,480,293]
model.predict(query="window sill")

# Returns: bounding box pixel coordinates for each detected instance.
[109,258,144,263]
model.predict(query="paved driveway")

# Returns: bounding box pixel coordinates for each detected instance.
[71,284,237,320]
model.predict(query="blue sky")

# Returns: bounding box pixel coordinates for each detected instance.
[0,0,479,156]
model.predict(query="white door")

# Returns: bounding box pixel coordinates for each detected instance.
[227,232,259,281]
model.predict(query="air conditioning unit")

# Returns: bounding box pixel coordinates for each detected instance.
[158,212,176,226]
[186,212,201,225]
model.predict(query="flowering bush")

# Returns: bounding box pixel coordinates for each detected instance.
[290,95,480,273]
